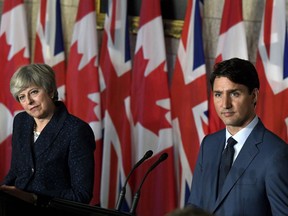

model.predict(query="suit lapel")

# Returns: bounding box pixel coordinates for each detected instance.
[21,118,35,165]
[212,121,264,212]
[213,138,226,199]
[206,132,226,207]
[33,103,68,158]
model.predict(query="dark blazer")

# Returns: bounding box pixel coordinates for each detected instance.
[187,119,288,216]
[3,101,96,204]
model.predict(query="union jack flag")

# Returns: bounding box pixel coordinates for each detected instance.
[255,0,288,142]
[34,0,66,101]
[98,0,133,211]
[170,0,208,207]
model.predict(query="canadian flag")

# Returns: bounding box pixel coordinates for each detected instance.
[170,0,208,207]
[130,0,177,215]
[209,0,248,133]
[34,0,66,101]
[98,0,133,211]
[66,0,102,205]
[255,0,288,142]
[0,0,30,181]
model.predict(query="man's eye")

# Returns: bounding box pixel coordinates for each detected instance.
[231,92,239,97]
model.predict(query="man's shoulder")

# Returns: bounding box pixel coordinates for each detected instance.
[205,129,226,140]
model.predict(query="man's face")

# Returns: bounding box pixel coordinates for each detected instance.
[212,76,258,134]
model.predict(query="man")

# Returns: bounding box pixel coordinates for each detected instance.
[187,58,288,216]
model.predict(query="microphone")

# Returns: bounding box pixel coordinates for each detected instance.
[115,150,153,211]
[129,152,168,214]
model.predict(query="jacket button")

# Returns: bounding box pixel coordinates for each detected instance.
[31,168,34,173]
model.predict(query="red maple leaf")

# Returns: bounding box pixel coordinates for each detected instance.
[0,33,29,181]
[131,47,172,135]
[66,43,99,123]
[0,33,29,115]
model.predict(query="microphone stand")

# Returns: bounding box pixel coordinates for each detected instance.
[115,150,153,211]
[129,153,168,215]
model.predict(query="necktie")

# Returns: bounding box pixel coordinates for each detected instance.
[217,137,237,195]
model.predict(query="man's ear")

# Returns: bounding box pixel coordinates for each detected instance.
[252,88,259,104]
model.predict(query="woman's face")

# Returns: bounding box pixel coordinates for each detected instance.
[18,85,55,120]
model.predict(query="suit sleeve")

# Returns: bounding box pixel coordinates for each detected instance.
[187,136,206,208]
[64,122,96,203]
[266,145,288,215]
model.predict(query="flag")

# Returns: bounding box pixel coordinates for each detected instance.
[209,0,248,133]
[98,0,133,211]
[34,0,66,101]
[170,0,208,207]
[130,0,177,215]
[255,0,288,142]
[0,0,30,181]
[66,0,102,205]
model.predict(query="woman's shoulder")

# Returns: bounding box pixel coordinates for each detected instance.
[66,114,90,127]
[64,113,94,133]
[14,111,31,122]
[55,101,94,134]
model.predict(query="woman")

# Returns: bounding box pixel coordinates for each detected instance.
[0,64,96,207]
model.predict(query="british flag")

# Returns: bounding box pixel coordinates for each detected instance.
[255,0,288,142]
[98,0,133,211]
[34,0,66,101]
[0,0,30,181]
[170,0,208,207]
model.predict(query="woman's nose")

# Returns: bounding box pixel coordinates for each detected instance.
[26,95,34,104]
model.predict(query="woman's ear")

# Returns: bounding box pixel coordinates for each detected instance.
[49,92,54,99]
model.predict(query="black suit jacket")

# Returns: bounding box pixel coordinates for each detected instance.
[3,101,96,204]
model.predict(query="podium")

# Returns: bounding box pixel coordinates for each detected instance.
[49,198,132,216]
[0,191,132,216]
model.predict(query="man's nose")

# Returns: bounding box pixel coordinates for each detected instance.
[222,95,232,109]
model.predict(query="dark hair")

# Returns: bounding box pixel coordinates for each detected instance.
[210,58,260,94]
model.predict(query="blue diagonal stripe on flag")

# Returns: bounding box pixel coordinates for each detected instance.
[54,0,65,56]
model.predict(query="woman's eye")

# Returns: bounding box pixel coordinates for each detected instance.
[30,89,39,95]
[18,95,25,101]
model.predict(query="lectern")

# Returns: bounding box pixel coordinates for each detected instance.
[0,191,131,216]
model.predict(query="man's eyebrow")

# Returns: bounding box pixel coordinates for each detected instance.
[213,88,241,93]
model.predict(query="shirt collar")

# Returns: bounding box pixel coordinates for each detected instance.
[225,115,259,144]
